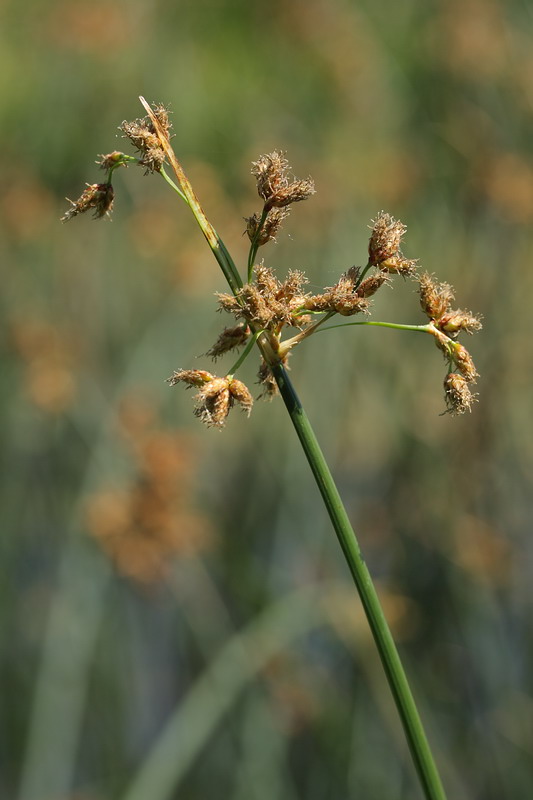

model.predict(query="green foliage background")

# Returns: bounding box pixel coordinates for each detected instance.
[2,1,533,798]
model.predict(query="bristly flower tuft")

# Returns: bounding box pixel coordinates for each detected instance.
[443,372,477,415]
[121,103,171,173]
[167,370,253,428]
[368,212,407,266]
[251,151,315,210]
[61,182,114,222]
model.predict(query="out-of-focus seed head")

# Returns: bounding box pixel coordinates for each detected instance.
[61,182,114,222]
[418,272,455,320]
[437,309,483,335]
[206,324,250,360]
[97,151,128,171]
[257,359,280,400]
[368,212,406,265]
[443,373,477,415]
[228,378,253,416]
[167,369,214,388]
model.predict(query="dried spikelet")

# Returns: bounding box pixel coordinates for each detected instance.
[206,324,250,360]
[228,378,254,416]
[257,359,279,399]
[167,369,214,388]
[437,309,483,335]
[356,271,390,298]
[450,342,479,382]
[418,273,454,320]
[251,151,315,209]
[121,104,171,173]
[194,378,231,428]
[368,212,406,265]
[61,182,114,221]
[245,207,290,245]
[443,373,477,415]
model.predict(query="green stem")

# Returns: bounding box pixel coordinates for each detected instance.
[144,93,447,797]
[247,206,269,282]
[160,165,188,203]
[227,329,265,376]
[317,320,433,335]
[270,362,447,800]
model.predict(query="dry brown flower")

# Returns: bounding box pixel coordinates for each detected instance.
[168,370,254,428]
[121,104,171,173]
[251,151,315,209]
[245,207,290,245]
[61,182,114,221]
[443,373,477,415]
[368,212,406,265]
[437,309,483,335]
[206,323,250,360]
[418,273,455,320]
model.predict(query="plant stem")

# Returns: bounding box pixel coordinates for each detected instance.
[227,329,265,376]
[270,361,447,800]
[247,206,269,282]
[142,96,448,799]
[317,320,433,335]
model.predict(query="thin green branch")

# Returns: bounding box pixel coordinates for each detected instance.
[247,206,269,283]
[317,320,433,335]
[227,329,265,376]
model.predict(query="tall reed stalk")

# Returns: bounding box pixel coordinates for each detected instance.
[63,96,483,799]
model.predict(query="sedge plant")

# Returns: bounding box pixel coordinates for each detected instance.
[63,97,482,800]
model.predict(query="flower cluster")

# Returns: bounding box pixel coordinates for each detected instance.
[418,273,482,414]
[167,370,253,429]
[61,182,114,222]
[368,212,417,275]
[62,97,482,426]
[244,151,315,248]
[120,103,171,173]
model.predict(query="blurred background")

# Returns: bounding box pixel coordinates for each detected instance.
[2,0,532,798]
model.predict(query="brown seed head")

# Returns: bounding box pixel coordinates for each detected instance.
[245,207,290,246]
[443,373,477,415]
[228,378,254,416]
[194,378,231,428]
[356,271,390,298]
[257,359,280,400]
[206,324,250,360]
[305,274,370,316]
[167,369,215,388]
[97,151,128,171]
[121,110,169,173]
[251,151,315,209]
[380,255,418,276]
[368,212,406,265]
[61,182,114,222]
[450,341,479,382]
[418,272,455,320]
[268,178,316,209]
[437,309,483,335]
[252,151,290,202]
